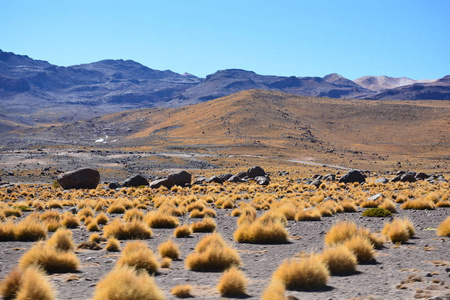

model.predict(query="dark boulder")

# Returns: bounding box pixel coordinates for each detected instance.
[400,172,416,183]
[391,175,402,182]
[310,179,322,188]
[218,173,233,182]
[255,176,270,185]
[323,174,336,181]
[206,176,224,184]
[339,169,366,184]
[149,178,172,189]
[108,182,121,189]
[193,177,207,185]
[227,175,246,183]
[247,166,266,178]
[415,172,428,180]
[236,171,248,179]
[123,175,149,187]
[57,168,100,189]
[167,171,192,187]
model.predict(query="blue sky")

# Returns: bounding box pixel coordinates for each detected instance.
[1,0,449,80]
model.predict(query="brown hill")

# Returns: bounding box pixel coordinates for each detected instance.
[31,89,449,171]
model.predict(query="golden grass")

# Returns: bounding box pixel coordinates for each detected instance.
[295,208,322,221]
[261,279,286,300]
[344,236,374,263]
[234,219,289,244]
[324,220,382,248]
[340,201,357,212]
[103,218,153,240]
[124,208,144,222]
[4,267,55,300]
[105,237,121,252]
[217,266,248,297]
[19,242,80,273]
[47,228,75,252]
[93,266,165,300]
[190,217,217,233]
[15,216,47,241]
[89,233,101,243]
[116,241,159,274]
[185,233,241,271]
[436,216,450,237]
[0,220,16,241]
[61,213,80,228]
[145,211,180,228]
[95,212,109,225]
[401,199,436,210]
[170,284,192,298]
[174,224,192,238]
[273,254,329,290]
[158,239,180,259]
[379,199,397,213]
[320,245,357,275]
[107,203,126,214]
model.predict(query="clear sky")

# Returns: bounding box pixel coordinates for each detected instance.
[1,0,449,80]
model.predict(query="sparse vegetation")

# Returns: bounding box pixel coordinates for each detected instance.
[362,207,393,217]
[436,216,450,237]
[116,241,159,274]
[217,266,248,297]
[170,284,192,298]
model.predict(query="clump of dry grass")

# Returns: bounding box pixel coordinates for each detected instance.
[15,216,47,241]
[174,224,192,238]
[47,228,75,252]
[0,220,16,241]
[160,257,172,268]
[217,267,248,297]
[190,217,217,233]
[344,236,374,263]
[324,220,383,248]
[401,198,435,210]
[234,219,288,244]
[89,233,101,243]
[340,201,357,212]
[61,213,80,228]
[145,211,180,228]
[295,208,322,221]
[116,241,159,274]
[105,237,121,252]
[93,266,164,300]
[103,218,153,240]
[436,216,450,237]
[158,240,180,260]
[19,242,80,273]
[379,199,397,213]
[261,279,286,300]
[1,267,55,300]
[107,203,126,214]
[272,254,329,290]
[185,233,241,271]
[320,245,357,275]
[95,212,109,225]
[382,218,415,243]
[123,208,144,222]
[171,284,192,298]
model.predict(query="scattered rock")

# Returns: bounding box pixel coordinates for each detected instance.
[122,174,149,187]
[323,174,336,181]
[368,193,384,202]
[57,168,100,189]
[206,176,223,184]
[415,172,428,180]
[149,178,172,189]
[254,176,270,185]
[247,166,266,178]
[167,170,192,187]
[227,175,246,183]
[400,172,416,182]
[310,179,322,188]
[108,182,121,189]
[77,241,102,250]
[339,169,366,184]
[192,177,207,185]
[218,173,233,182]
[235,171,248,179]
[375,177,389,184]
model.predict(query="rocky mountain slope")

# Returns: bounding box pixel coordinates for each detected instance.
[1,49,449,132]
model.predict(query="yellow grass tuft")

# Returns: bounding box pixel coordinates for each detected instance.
[436,216,450,237]
[124,208,144,222]
[379,199,397,213]
[273,254,329,290]
[170,284,192,298]
[1,267,55,300]
[190,217,217,233]
[105,237,121,252]
[116,241,159,274]
[234,219,289,244]
[295,208,322,221]
[174,224,192,238]
[89,233,101,243]
[261,279,286,300]
[160,257,172,268]
[217,266,248,297]
[47,228,75,252]
[344,236,374,263]
[93,266,165,300]
[320,245,357,275]
[107,203,126,214]
[15,216,47,241]
[340,201,357,212]
[103,218,153,240]
[401,198,435,210]
[185,233,241,271]
[158,239,180,260]
[145,211,180,228]
[0,220,16,241]
[61,213,80,228]
[19,242,80,273]
[0,267,23,299]
[95,212,109,225]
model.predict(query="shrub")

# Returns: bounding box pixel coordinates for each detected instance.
[191,217,217,233]
[107,203,126,214]
[185,234,241,271]
[344,236,374,263]
[272,254,329,290]
[89,233,101,243]
[295,208,322,221]
[437,216,450,237]
[340,201,357,212]
[171,284,192,298]
[174,224,192,238]
[87,221,100,232]
[3,208,23,218]
[47,228,75,252]
[95,212,109,225]
[123,208,144,222]
[61,213,80,228]
[320,245,357,275]
[104,218,153,240]
[0,221,16,241]
[401,199,435,210]
[324,220,382,248]
[116,241,159,274]
[362,208,392,217]
[234,220,288,244]
[15,216,47,242]
[382,218,414,243]
[105,238,121,252]
[261,279,286,300]
[93,266,164,300]
[19,242,80,273]
[160,257,172,268]
[217,267,248,297]
[0,267,22,299]
[158,240,180,260]
[379,199,397,213]
[1,267,55,300]
[145,211,179,228]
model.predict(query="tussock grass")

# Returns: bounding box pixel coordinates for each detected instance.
[170,284,192,298]
[89,233,101,243]
[160,257,172,268]
[234,219,288,244]
[19,242,80,273]
[105,237,121,252]
[320,245,357,275]
[340,201,357,212]
[273,254,329,290]
[61,213,80,228]
[47,228,75,252]
[401,199,436,210]
[344,236,374,263]
[185,233,241,271]
[261,279,286,300]
[217,267,248,297]
[116,241,159,274]
[190,217,217,233]
[104,218,153,240]
[95,212,109,225]
[0,221,16,241]
[124,208,144,222]
[93,266,165,300]
[174,224,192,238]
[15,216,47,241]
[324,220,383,248]
[379,199,397,213]
[295,208,322,221]
[382,218,415,243]
[145,211,180,228]
[3,208,22,218]
[107,203,126,214]
[1,267,55,300]
[158,239,180,259]
[436,216,450,237]
[0,267,23,299]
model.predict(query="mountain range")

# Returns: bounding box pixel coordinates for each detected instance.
[0,49,449,130]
